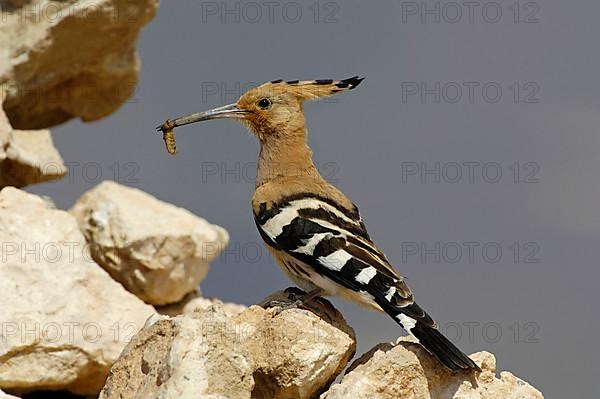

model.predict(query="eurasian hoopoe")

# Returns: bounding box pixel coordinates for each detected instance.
[157,77,481,372]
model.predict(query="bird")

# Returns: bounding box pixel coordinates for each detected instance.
[156,76,481,372]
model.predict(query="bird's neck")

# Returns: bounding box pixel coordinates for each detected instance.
[256,128,320,187]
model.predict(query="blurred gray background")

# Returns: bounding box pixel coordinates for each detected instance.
[27,1,599,397]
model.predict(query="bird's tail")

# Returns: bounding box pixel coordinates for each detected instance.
[409,318,481,372]
[385,301,481,372]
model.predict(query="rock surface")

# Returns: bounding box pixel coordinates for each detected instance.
[0,96,66,188]
[70,181,230,305]
[323,337,544,399]
[155,290,247,317]
[0,187,156,396]
[0,0,159,129]
[100,289,356,399]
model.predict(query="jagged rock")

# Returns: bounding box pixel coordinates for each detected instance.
[323,337,543,399]
[248,289,356,399]
[99,307,254,399]
[100,289,356,399]
[0,96,66,188]
[0,0,159,129]
[0,187,156,396]
[70,181,230,305]
[155,290,247,317]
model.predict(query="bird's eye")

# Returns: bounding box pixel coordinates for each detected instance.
[257,98,272,109]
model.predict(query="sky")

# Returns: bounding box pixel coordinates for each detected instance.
[26,1,600,397]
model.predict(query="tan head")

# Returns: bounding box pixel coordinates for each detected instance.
[157,77,364,143]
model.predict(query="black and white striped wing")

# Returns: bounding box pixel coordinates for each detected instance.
[254,196,435,329]
[255,195,481,371]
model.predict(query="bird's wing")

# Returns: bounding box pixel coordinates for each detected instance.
[254,196,435,327]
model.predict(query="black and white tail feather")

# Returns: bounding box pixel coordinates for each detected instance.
[255,193,480,372]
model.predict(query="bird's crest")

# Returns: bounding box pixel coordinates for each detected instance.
[258,76,365,101]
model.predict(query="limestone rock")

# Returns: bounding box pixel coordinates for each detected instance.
[323,337,543,399]
[0,187,156,396]
[0,0,159,129]
[70,181,229,305]
[100,307,254,399]
[0,96,66,188]
[182,297,247,317]
[247,289,356,399]
[100,289,356,399]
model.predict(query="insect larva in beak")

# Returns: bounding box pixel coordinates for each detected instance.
[157,119,177,155]
[163,128,177,155]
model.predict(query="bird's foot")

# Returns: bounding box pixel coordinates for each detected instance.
[269,300,303,316]
[262,287,324,316]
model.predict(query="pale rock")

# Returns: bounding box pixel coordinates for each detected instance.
[100,307,254,399]
[0,187,156,396]
[246,288,356,399]
[155,290,247,317]
[100,289,356,399]
[0,0,159,129]
[70,181,229,305]
[0,96,65,188]
[183,297,247,317]
[323,337,544,399]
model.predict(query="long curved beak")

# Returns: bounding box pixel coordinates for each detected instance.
[156,103,246,132]
[155,103,248,156]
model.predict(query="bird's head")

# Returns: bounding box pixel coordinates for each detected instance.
[157,77,364,143]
